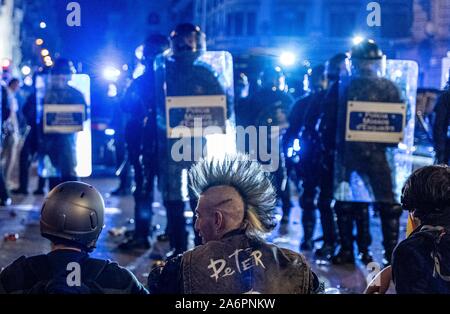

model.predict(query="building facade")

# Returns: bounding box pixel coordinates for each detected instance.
[170,0,450,88]
[0,0,23,74]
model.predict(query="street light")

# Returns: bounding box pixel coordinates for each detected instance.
[103,66,121,82]
[39,21,47,29]
[41,49,50,57]
[21,65,31,76]
[352,35,365,45]
[35,38,44,46]
[279,51,296,67]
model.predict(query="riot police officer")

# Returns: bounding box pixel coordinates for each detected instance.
[118,34,170,250]
[433,77,450,165]
[285,65,338,257]
[0,181,148,294]
[329,40,407,265]
[155,23,233,255]
[246,66,294,224]
[37,58,86,189]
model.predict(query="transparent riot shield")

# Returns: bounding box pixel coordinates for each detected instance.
[154,51,235,201]
[36,74,92,178]
[333,60,418,203]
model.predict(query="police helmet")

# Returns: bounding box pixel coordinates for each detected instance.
[325,53,349,82]
[143,34,170,61]
[40,181,105,252]
[51,58,76,75]
[350,39,386,77]
[169,23,206,54]
[350,39,383,60]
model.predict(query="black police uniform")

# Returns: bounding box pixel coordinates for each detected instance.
[39,85,87,188]
[0,86,10,203]
[246,88,294,220]
[286,89,337,253]
[121,70,158,242]
[331,76,403,264]
[433,89,450,165]
[0,249,148,294]
[157,53,228,252]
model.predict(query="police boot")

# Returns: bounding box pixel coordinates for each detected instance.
[314,199,338,260]
[300,208,316,251]
[378,203,402,266]
[354,203,373,265]
[332,202,355,265]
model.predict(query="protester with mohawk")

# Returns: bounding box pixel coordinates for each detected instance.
[148,154,322,294]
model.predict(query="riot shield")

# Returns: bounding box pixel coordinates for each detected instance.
[333,60,418,203]
[36,73,92,178]
[154,50,235,201]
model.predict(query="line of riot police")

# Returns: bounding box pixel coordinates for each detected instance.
[100,23,419,268]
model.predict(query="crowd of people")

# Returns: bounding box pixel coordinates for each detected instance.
[0,155,448,294]
[0,21,449,294]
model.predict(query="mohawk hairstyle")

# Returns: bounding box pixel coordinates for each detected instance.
[189,153,277,235]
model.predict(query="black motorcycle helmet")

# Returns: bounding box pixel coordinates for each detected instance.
[169,23,206,55]
[51,58,76,75]
[40,182,105,252]
[350,39,385,77]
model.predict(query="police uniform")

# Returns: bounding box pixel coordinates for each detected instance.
[433,89,450,165]
[247,87,294,221]
[286,89,337,254]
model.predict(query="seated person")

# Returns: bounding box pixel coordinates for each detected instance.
[0,181,148,294]
[148,153,323,294]
[392,164,450,294]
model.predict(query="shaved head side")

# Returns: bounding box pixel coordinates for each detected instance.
[189,153,277,236]
[202,186,245,230]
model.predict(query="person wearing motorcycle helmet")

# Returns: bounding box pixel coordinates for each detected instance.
[0,182,148,294]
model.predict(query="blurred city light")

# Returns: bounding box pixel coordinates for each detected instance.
[43,56,52,63]
[2,58,11,68]
[279,51,296,66]
[132,63,145,79]
[21,65,31,76]
[45,60,53,67]
[293,139,301,151]
[135,44,144,60]
[103,66,121,81]
[41,49,49,57]
[24,75,33,86]
[352,35,365,45]
[105,128,116,136]
[39,21,47,29]
[35,38,44,46]
[107,83,118,97]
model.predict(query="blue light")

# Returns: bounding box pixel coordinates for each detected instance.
[279,51,296,67]
[287,147,294,158]
[105,128,116,136]
[107,83,118,97]
[293,139,301,152]
[352,35,365,45]
[103,66,121,82]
